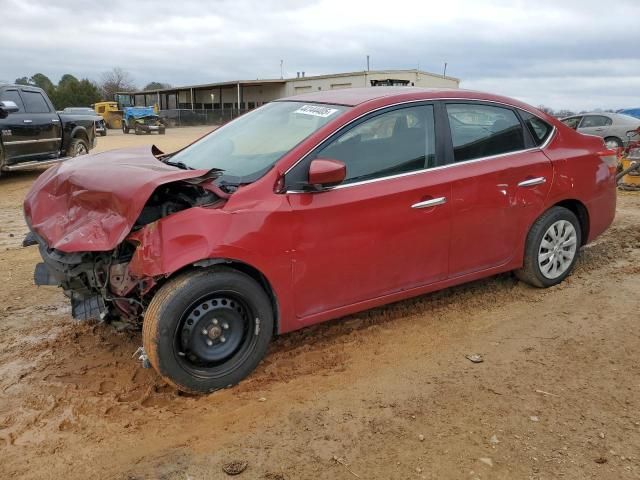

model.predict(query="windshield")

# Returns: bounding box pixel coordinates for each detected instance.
[168,101,347,183]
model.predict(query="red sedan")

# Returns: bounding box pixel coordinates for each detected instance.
[24,88,617,393]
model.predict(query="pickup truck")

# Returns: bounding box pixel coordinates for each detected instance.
[0,84,97,175]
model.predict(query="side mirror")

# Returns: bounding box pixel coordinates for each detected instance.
[0,100,19,119]
[308,158,346,189]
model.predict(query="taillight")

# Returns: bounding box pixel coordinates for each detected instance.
[597,148,619,175]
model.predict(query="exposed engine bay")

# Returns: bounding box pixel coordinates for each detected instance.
[27,181,222,325]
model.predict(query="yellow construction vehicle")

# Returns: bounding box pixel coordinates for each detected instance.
[617,129,640,190]
[92,101,123,130]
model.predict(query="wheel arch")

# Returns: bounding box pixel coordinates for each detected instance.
[168,258,281,336]
[63,126,90,153]
[550,199,590,246]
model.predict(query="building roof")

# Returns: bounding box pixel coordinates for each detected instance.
[120,69,459,95]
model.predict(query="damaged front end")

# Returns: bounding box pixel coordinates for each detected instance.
[23,146,227,324]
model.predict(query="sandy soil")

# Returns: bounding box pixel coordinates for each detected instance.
[0,128,639,480]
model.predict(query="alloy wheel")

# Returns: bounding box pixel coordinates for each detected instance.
[538,220,578,279]
[76,143,88,155]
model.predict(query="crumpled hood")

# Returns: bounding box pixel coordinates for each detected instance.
[24,146,216,252]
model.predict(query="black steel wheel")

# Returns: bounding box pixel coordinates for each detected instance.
[143,267,274,394]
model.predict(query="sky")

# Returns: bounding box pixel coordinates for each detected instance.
[0,0,638,112]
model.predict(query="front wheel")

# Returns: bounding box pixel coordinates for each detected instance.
[122,123,129,134]
[516,206,581,288]
[143,267,274,394]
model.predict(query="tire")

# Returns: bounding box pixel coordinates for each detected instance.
[67,137,89,157]
[122,122,129,134]
[159,128,166,135]
[515,206,582,288]
[135,126,142,135]
[604,137,623,150]
[143,267,274,394]
[100,129,107,137]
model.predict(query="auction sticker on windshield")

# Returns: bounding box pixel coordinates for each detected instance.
[294,105,339,118]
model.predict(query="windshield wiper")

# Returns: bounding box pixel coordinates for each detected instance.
[165,160,194,170]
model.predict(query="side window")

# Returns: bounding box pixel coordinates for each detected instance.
[97,106,106,113]
[580,115,611,128]
[446,103,525,162]
[561,117,581,129]
[519,110,553,146]
[21,91,51,113]
[0,89,25,112]
[315,105,435,184]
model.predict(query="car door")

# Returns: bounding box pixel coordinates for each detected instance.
[577,115,612,138]
[0,87,32,162]
[442,102,554,277]
[286,104,451,319]
[19,88,62,159]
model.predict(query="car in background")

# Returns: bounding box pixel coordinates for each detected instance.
[560,112,640,149]
[24,87,617,394]
[122,106,165,135]
[62,107,107,136]
[0,84,96,175]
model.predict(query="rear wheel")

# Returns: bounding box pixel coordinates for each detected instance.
[516,206,581,288]
[143,267,274,394]
[67,137,89,157]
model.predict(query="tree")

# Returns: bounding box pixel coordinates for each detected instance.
[52,75,101,109]
[144,82,171,91]
[15,76,30,85]
[29,73,55,95]
[100,67,136,100]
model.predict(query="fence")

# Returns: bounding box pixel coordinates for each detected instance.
[158,108,250,128]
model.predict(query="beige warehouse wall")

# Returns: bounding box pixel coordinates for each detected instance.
[283,70,459,97]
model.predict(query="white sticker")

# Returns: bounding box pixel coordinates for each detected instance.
[294,105,339,118]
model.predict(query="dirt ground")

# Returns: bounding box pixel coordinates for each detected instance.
[1,127,639,480]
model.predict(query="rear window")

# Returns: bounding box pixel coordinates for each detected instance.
[22,90,50,113]
[519,110,553,146]
[446,103,525,162]
[0,89,25,112]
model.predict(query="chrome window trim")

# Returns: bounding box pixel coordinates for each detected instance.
[284,97,556,194]
[2,137,62,145]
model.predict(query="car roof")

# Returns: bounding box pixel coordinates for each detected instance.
[276,87,536,110]
[561,112,640,123]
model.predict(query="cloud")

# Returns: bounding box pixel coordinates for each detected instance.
[0,0,638,111]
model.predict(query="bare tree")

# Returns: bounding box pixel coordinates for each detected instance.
[100,67,136,100]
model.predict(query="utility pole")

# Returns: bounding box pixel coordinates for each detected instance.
[280,59,284,79]
[366,55,370,71]
[443,62,448,78]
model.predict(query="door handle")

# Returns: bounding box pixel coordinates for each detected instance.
[23,119,33,124]
[411,197,447,209]
[518,177,546,187]
[51,119,60,122]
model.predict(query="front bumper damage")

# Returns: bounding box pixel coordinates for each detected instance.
[29,229,142,322]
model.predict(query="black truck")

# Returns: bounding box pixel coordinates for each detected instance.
[0,84,97,175]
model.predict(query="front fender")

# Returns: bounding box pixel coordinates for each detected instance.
[127,204,295,329]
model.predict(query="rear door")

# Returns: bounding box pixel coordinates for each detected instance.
[286,103,452,320]
[19,88,62,159]
[0,88,31,162]
[442,102,554,277]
